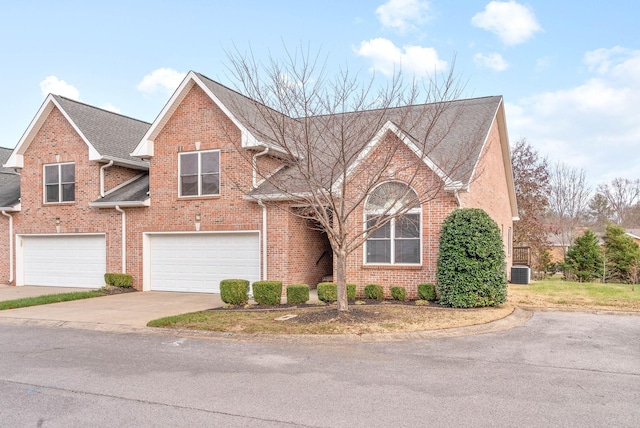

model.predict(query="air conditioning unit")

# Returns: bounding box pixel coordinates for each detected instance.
[511,265,531,285]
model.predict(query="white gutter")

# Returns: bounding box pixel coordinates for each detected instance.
[252,147,270,188]
[258,200,268,280]
[100,160,114,197]
[2,211,13,283]
[115,205,126,273]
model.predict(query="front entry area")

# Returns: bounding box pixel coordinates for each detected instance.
[17,234,106,287]
[145,232,260,293]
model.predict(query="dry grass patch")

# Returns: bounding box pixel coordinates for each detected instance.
[148,304,514,335]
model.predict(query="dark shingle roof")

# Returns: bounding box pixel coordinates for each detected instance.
[0,147,20,208]
[53,96,151,166]
[92,174,149,205]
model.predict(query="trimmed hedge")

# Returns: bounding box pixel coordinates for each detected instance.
[436,208,507,308]
[252,280,282,305]
[104,273,133,288]
[317,282,356,302]
[220,279,250,305]
[364,284,384,301]
[391,286,406,302]
[418,283,436,301]
[287,284,310,304]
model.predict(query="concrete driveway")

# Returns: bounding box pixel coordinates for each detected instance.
[0,285,223,329]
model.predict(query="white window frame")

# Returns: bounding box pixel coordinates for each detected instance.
[178,149,220,197]
[363,182,422,266]
[43,162,75,204]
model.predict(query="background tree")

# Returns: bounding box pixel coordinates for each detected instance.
[564,230,603,282]
[548,162,591,257]
[597,178,640,226]
[603,224,640,284]
[510,138,550,268]
[225,47,477,311]
[436,208,507,308]
[587,193,614,232]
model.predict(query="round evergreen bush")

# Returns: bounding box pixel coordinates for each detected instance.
[220,279,250,305]
[364,284,384,301]
[390,286,406,302]
[252,280,283,305]
[417,283,436,301]
[436,208,507,308]
[317,282,337,302]
[286,284,310,304]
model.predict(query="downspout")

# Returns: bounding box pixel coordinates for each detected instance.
[252,147,270,188]
[258,200,268,280]
[100,160,115,197]
[115,206,126,273]
[453,190,463,208]
[2,211,13,283]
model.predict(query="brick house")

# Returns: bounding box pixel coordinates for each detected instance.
[0,71,518,297]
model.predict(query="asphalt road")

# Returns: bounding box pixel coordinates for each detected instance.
[0,311,638,427]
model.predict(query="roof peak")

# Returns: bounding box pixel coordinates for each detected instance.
[52,94,151,125]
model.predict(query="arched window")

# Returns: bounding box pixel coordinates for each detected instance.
[364,182,421,265]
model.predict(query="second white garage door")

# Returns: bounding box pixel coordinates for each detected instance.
[148,232,260,293]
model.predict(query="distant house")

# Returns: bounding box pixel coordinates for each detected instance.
[0,71,518,298]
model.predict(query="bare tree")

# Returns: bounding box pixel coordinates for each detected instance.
[548,162,591,255]
[222,46,485,311]
[510,138,550,265]
[597,178,640,226]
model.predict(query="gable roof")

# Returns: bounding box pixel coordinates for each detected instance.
[89,174,150,208]
[0,146,20,210]
[5,95,151,169]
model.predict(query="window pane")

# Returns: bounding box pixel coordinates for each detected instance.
[180,153,198,175]
[366,239,391,263]
[181,176,198,196]
[366,215,390,239]
[395,239,420,264]
[61,163,75,183]
[201,151,219,174]
[45,165,59,185]
[396,214,420,238]
[46,184,59,203]
[366,182,419,212]
[62,183,75,202]
[202,173,219,195]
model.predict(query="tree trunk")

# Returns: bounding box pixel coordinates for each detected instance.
[335,249,349,311]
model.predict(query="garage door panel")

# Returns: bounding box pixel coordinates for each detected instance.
[23,235,106,288]
[149,232,260,293]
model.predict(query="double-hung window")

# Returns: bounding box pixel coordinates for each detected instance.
[44,162,75,203]
[179,150,220,197]
[364,182,421,265]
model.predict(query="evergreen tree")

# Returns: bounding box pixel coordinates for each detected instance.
[603,224,640,283]
[564,230,603,282]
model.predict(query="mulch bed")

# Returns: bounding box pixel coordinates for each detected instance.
[100,286,137,295]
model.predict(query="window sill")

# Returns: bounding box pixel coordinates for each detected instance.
[177,195,221,201]
[43,201,77,206]
[362,264,423,270]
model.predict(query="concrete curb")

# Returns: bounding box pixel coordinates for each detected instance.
[0,307,534,343]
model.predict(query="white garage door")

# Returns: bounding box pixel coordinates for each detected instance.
[22,235,106,287]
[149,232,260,293]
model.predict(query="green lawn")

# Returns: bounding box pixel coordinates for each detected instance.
[0,291,106,311]
[509,276,640,311]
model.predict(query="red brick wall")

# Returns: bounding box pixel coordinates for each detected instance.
[104,165,143,193]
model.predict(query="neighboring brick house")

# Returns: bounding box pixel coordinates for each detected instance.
[0,71,518,297]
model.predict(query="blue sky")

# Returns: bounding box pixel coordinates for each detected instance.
[1,0,638,187]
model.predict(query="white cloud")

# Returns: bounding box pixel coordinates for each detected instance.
[136,68,186,96]
[473,52,509,71]
[101,103,121,114]
[471,1,542,46]
[39,76,81,100]
[376,0,430,33]
[508,47,640,185]
[355,38,447,77]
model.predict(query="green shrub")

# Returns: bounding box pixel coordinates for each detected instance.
[364,284,384,301]
[104,273,133,288]
[220,279,249,305]
[436,208,507,308]
[391,286,406,301]
[564,230,604,282]
[317,282,356,302]
[317,282,337,302]
[418,283,436,301]
[252,280,282,305]
[286,284,309,304]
